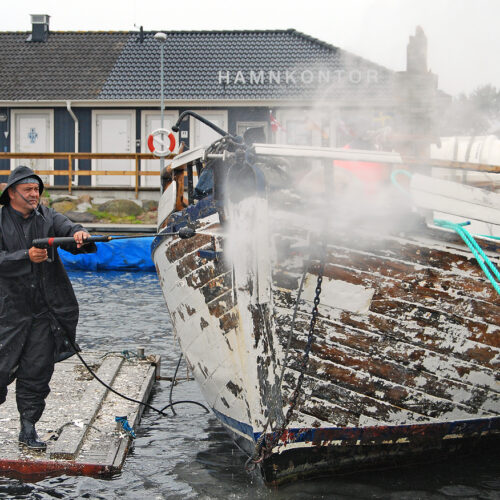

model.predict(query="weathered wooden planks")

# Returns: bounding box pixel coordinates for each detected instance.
[0,351,160,479]
[290,313,497,409]
[50,356,124,460]
[272,225,499,431]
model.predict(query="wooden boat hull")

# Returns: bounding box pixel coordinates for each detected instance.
[152,144,500,485]
[259,419,499,484]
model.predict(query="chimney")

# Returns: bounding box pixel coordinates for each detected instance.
[27,14,50,42]
[406,26,427,74]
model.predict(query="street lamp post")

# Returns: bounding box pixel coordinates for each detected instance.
[154,32,167,172]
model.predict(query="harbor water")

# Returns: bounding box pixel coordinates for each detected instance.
[0,271,498,499]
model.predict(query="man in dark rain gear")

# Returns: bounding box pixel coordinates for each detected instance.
[0,166,96,450]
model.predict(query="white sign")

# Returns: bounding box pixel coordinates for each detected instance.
[218,69,379,86]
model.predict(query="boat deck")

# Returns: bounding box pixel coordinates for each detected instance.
[0,350,160,479]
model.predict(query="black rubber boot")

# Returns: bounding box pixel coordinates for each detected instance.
[18,419,47,450]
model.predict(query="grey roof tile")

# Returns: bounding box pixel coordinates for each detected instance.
[0,32,129,100]
[0,29,394,102]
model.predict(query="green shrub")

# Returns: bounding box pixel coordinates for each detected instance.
[87,208,142,224]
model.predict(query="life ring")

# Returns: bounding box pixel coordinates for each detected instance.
[148,128,176,157]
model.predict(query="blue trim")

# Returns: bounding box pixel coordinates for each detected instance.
[257,417,500,444]
[54,108,74,186]
[76,108,92,186]
[151,196,219,256]
[211,408,255,440]
[198,249,222,260]
[210,409,500,446]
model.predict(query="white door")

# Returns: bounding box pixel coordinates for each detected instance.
[275,110,330,147]
[12,110,53,185]
[93,111,135,187]
[141,111,178,187]
[190,111,228,149]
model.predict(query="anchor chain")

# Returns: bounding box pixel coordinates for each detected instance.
[246,257,325,472]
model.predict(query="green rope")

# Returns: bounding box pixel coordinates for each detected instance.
[434,219,500,295]
[390,169,412,195]
[388,170,499,292]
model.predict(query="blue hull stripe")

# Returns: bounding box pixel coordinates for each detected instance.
[210,408,500,446]
[212,408,255,440]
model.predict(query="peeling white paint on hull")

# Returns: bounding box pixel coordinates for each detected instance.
[152,143,500,485]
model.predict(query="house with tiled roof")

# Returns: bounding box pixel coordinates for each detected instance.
[0,15,442,191]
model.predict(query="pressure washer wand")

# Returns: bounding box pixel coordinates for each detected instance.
[32,226,196,249]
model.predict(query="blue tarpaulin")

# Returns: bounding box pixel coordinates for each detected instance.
[59,237,155,271]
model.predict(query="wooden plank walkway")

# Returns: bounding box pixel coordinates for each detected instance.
[0,350,160,479]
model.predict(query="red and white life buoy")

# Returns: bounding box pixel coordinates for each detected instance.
[147,128,176,157]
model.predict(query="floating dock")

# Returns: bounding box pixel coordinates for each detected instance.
[0,350,159,479]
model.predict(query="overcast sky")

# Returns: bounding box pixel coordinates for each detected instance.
[4,0,499,97]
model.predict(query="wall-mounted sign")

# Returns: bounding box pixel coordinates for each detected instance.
[218,69,379,86]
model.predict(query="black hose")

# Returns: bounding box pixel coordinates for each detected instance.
[172,111,231,139]
[160,353,209,414]
[167,353,183,416]
[66,335,209,418]
[160,400,209,413]
[72,347,169,417]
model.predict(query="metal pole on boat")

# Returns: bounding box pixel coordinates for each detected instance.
[154,32,167,175]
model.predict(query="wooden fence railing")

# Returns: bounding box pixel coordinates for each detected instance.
[0,152,176,198]
[1,152,499,198]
